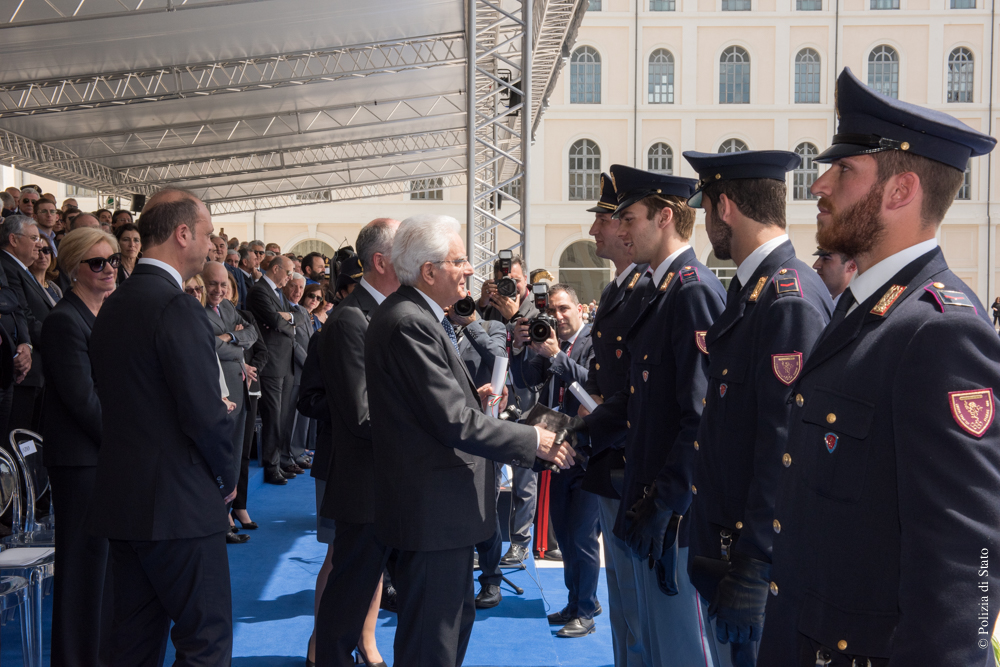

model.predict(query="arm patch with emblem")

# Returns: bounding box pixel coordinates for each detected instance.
[772,268,802,299]
[924,282,977,314]
[678,266,701,284]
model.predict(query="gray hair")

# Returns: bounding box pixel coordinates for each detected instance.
[227,249,239,258]
[0,215,36,248]
[356,218,398,273]
[289,272,305,283]
[248,239,264,249]
[392,214,461,286]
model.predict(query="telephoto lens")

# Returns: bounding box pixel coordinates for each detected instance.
[529,315,557,343]
[496,276,517,298]
[453,295,476,317]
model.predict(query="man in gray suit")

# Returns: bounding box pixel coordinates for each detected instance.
[248,254,296,485]
[281,272,313,471]
[203,261,258,544]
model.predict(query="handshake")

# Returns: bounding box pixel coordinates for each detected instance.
[476,382,579,470]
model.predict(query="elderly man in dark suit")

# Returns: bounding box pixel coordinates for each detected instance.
[0,214,52,433]
[365,214,574,667]
[89,190,237,666]
[203,261,259,544]
[314,219,400,667]
[281,272,313,471]
[248,254,297,484]
[0,222,32,438]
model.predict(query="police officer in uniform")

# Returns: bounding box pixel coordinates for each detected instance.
[759,67,1000,666]
[578,173,651,666]
[681,151,833,666]
[573,165,726,666]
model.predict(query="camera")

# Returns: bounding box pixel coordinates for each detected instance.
[495,249,517,298]
[498,405,522,422]
[528,284,557,344]
[453,295,476,318]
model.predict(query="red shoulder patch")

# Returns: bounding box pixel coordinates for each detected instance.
[695,331,708,355]
[949,389,995,438]
[771,352,803,386]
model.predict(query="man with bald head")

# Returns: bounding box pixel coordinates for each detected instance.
[89,187,238,665]
[70,214,101,231]
[249,254,299,484]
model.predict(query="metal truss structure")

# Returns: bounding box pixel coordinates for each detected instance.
[0,0,584,222]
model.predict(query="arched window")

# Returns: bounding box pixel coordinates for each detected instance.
[793,143,819,200]
[868,46,899,98]
[794,49,821,103]
[947,48,974,103]
[571,47,601,104]
[956,160,972,200]
[288,240,336,257]
[648,143,674,175]
[706,250,737,288]
[718,138,749,153]
[720,47,750,104]
[569,139,601,200]
[559,241,611,305]
[648,50,675,104]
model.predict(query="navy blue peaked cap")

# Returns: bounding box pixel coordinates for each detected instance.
[609,164,698,217]
[587,172,618,213]
[682,150,800,208]
[818,67,996,171]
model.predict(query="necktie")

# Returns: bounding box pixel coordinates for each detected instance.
[213,305,221,318]
[727,277,743,307]
[441,317,461,355]
[816,287,856,348]
[557,340,574,406]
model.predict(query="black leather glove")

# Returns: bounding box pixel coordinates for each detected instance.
[708,552,771,645]
[652,513,683,595]
[623,483,677,560]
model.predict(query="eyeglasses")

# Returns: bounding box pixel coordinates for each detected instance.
[38,247,52,256]
[434,257,470,268]
[304,294,321,301]
[252,249,264,255]
[20,198,35,204]
[15,233,41,243]
[184,285,205,295]
[80,253,121,272]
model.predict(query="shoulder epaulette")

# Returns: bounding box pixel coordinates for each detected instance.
[625,270,641,291]
[678,265,701,285]
[924,281,977,314]
[771,268,802,299]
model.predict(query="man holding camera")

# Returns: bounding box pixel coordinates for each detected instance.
[446,298,510,609]
[477,253,544,564]
[510,283,598,637]
[572,165,726,666]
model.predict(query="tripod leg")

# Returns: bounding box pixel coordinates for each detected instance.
[501,575,524,595]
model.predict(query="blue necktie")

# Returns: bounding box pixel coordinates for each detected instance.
[441,317,460,355]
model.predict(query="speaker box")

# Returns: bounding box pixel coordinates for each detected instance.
[130,194,146,212]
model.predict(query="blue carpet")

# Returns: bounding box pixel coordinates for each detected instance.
[2,463,614,666]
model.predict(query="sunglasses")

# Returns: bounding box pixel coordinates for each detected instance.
[80,253,121,272]
[304,294,321,301]
[184,286,204,295]
[38,247,52,256]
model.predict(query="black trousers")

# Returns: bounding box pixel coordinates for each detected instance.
[49,465,114,667]
[475,463,503,587]
[10,384,43,434]
[548,466,601,619]
[394,546,477,667]
[315,522,390,667]
[234,392,258,511]
[106,532,233,667]
[258,373,293,473]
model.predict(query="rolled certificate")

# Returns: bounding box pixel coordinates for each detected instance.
[568,381,599,413]
[489,357,509,418]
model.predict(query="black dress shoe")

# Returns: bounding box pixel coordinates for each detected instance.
[294,457,313,470]
[226,531,250,544]
[547,606,575,625]
[380,584,397,613]
[500,543,528,566]
[264,471,288,485]
[235,517,258,530]
[282,463,305,475]
[230,525,238,534]
[354,646,387,667]
[595,601,603,617]
[475,584,502,609]
[543,548,563,561]
[556,617,595,638]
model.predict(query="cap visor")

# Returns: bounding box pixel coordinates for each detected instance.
[815,142,876,164]
[612,193,645,218]
[587,204,613,213]
[686,190,704,208]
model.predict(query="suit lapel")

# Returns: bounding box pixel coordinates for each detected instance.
[399,286,479,393]
[65,291,96,332]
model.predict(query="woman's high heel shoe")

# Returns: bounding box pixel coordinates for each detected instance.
[355,645,387,667]
[234,515,258,530]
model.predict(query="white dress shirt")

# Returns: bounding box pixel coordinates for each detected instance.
[359,277,388,305]
[735,234,789,286]
[651,245,692,286]
[846,238,939,315]
[137,257,183,289]
[615,263,638,287]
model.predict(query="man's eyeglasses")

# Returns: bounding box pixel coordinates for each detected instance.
[434,257,470,268]
[184,285,205,295]
[252,250,264,256]
[80,254,121,272]
[15,233,41,243]
[20,198,35,204]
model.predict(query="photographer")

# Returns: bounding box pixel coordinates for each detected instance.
[478,253,537,325]
[446,297,509,609]
[509,283,598,638]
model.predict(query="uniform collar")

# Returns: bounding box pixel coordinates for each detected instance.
[651,245,691,286]
[615,262,638,287]
[735,234,789,286]
[847,238,938,314]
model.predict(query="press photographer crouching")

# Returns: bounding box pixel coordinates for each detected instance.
[445,295,510,609]
[510,283,600,637]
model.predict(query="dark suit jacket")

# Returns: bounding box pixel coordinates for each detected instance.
[248,277,295,378]
[206,300,257,402]
[457,319,508,386]
[0,261,25,388]
[0,250,54,387]
[511,323,594,418]
[239,310,268,394]
[297,334,332,482]
[366,285,538,551]
[289,303,311,383]
[88,263,236,541]
[40,290,102,467]
[760,248,1000,664]
[319,284,380,524]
